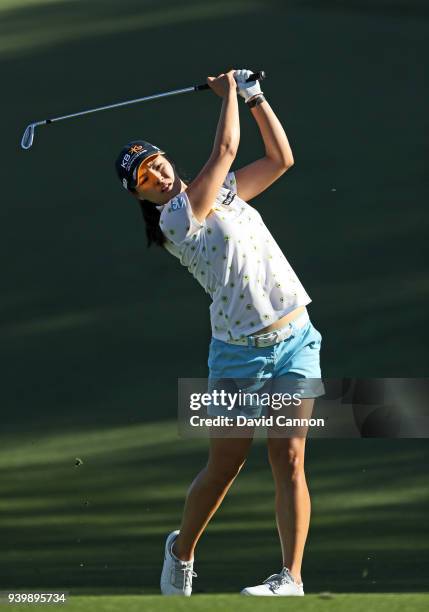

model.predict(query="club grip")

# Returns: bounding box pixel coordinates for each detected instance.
[195,70,266,92]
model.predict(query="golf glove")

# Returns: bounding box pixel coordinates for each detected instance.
[234,69,263,103]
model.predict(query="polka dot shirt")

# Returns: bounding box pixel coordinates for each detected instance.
[157,172,311,341]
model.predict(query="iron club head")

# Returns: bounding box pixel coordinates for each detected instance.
[21,124,35,150]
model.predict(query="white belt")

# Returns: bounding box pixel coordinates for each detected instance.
[227,309,310,348]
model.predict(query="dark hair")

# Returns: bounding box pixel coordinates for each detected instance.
[138,199,165,248]
[134,154,188,249]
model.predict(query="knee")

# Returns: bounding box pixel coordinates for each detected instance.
[269,443,305,482]
[206,456,246,486]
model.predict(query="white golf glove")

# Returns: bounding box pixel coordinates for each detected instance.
[234,68,263,103]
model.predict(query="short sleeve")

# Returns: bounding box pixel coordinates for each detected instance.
[223,171,237,194]
[158,192,204,245]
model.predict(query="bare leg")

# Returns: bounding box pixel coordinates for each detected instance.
[173,427,254,561]
[267,399,314,584]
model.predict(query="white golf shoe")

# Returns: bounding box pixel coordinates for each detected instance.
[160,530,197,596]
[241,567,304,596]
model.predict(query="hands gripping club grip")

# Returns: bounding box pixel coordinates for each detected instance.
[195,71,266,91]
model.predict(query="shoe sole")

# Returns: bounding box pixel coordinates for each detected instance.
[241,589,304,596]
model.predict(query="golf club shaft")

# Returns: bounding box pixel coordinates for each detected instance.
[21,71,265,149]
[42,72,265,125]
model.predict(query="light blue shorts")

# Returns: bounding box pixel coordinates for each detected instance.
[207,310,324,418]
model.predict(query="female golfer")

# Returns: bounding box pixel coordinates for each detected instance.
[115,69,322,596]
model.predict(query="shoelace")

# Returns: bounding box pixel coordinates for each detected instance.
[183,567,198,589]
[263,569,294,592]
[173,560,197,590]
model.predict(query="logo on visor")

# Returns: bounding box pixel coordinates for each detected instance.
[129,145,146,154]
[122,178,128,190]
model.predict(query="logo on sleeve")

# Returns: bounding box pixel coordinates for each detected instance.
[170,196,186,211]
[222,190,235,206]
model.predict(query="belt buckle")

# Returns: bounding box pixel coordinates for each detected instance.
[255,332,275,348]
[254,321,296,348]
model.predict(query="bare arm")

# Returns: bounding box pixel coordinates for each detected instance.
[235,98,294,202]
[186,71,240,222]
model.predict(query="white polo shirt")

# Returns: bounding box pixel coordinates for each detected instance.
[157,172,311,341]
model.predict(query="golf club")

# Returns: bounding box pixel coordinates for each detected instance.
[20,71,266,150]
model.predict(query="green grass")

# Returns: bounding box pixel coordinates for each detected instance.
[0,0,264,58]
[2,594,429,612]
[0,422,428,594]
